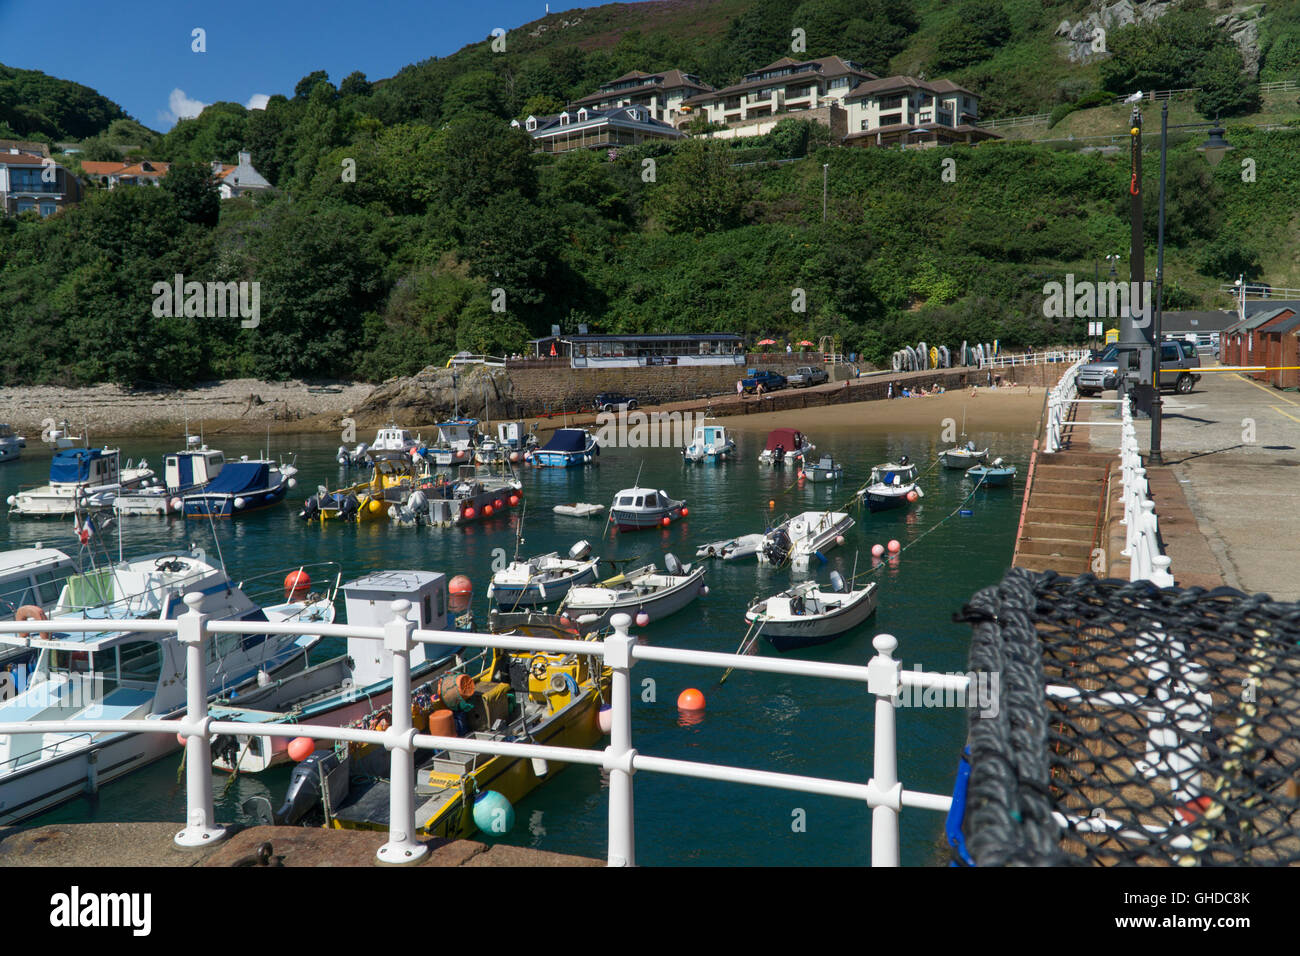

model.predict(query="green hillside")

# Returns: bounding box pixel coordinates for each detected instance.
[0,63,135,142]
[1,0,1298,387]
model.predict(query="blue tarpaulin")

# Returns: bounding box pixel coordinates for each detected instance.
[50,448,107,483]
[201,461,270,495]
[541,429,591,452]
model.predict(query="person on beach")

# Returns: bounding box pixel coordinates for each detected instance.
[757,382,765,399]
[736,379,743,398]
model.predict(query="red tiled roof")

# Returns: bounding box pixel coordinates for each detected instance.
[0,152,51,166]
[80,161,130,175]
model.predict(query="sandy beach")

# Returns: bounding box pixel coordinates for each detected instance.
[719,384,1045,435]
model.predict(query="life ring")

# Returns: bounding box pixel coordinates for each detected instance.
[15,604,46,638]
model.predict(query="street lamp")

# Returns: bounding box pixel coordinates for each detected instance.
[1151,104,1233,464]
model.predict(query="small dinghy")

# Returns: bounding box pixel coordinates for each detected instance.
[559,553,705,629]
[553,502,605,518]
[857,458,924,514]
[802,455,843,483]
[968,457,1017,487]
[757,510,855,570]
[696,533,766,561]
[488,540,600,608]
[746,573,878,652]
[939,440,989,470]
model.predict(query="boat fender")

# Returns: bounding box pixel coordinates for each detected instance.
[15,604,45,638]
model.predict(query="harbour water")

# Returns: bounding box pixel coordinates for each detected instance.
[1,421,1033,865]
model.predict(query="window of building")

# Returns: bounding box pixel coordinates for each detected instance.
[880,95,905,111]
[39,201,55,217]
[577,108,589,121]
[879,113,902,126]
[559,113,570,126]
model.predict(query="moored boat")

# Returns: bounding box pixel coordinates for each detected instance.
[696,533,766,561]
[8,447,156,518]
[758,428,814,467]
[553,502,604,518]
[0,549,336,825]
[968,458,1017,487]
[423,419,480,468]
[746,573,879,652]
[0,424,25,463]
[391,464,523,527]
[182,458,298,518]
[757,510,855,571]
[303,451,418,523]
[939,440,989,470]
[802,455,843,482]
[609,485,687,531]
[559,554,705,629]
[114,437,226,516]
[488,541,599,609]
[682,422,736,463]
[526,428,599,468]
[857,458,925,513]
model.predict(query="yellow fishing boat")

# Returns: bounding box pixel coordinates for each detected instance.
[324,612,611,839]
[300,450,419,523]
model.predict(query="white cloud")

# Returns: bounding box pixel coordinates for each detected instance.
[160,88,208,126]
[246,94,271,111]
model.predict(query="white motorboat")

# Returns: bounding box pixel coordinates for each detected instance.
[696,533,766,561]
[757,511,855,571]
[8,447,156,517]
[0,545,79,685]
[858,458,925,513]
[939,440,989,470]
[0,549,337,824]
[114,437,226,516]
[559,554,705,629]
[745,573,878,652]
[609,486,687,531]
[488,541,600,608]
[0,425,25,463]
[682,422,736,463]
[802,455,843,482]
[424,419,480,468]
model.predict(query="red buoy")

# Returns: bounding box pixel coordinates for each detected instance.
[284,570,311,601]
[484,504,494,516]
[463,506,476,520]
[449,575,473,596]
[677,688,706,711]
[509,494,520,506]
[680,506,689,516]
[287,737,315,762]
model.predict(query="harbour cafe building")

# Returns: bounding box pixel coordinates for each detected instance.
[528,333,746,368]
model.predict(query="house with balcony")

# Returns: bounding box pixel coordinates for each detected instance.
[570,69,715,124]
[841,76,998,148]
[0,149,82,217]
[81,160,172,188]
[514,105,685,154]
[678,56,876,139]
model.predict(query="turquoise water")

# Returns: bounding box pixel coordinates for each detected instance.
[1,421,1032,865]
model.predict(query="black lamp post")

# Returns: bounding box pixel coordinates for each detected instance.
[1151,104,1233,464]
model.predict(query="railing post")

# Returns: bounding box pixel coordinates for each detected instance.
[377,599,427,865]
[174,591,225,848]
[867,634,902,866]
[604,613,637,867]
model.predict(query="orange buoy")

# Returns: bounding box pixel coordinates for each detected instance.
[287,736,315,761]
[769,500,775,509]
[463,506,476,520]
[887,539,901,553]
[677,688,706,711]
[438,673,477,709]
[906,490,919,502]
[15,604,46,638]
[484,504,494,516]
[449,575,472,596]
[680,506,689,516]
[661,516,670,527]
[509,494,520,506]
[427,709,455,737]
[284,570,311,601]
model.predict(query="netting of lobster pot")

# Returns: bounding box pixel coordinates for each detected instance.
[953,568,1300,866]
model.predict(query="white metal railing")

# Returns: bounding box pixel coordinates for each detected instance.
[982,348,1088,370]
[0,598,972,866]
[1041,357,1174,586]
[447,354,507,368]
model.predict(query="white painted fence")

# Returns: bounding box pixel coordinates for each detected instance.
[1042,357,1174,587]
[0,601,971,866]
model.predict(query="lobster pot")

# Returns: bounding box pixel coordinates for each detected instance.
[954,568,1300,867]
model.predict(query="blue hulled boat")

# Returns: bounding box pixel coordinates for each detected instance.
[183,459,298,518]
[527,428,599,468]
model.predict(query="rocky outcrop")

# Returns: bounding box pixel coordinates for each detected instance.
[347,363,519,427]
[1056,1,1263,74]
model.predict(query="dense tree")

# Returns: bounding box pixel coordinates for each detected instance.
[654,139,748,234]
[929,0,1012,72]
[162,161,221,227]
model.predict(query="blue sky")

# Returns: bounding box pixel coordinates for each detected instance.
[0,0,605,131]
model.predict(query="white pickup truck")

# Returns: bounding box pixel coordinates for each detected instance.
[787,366,828,388]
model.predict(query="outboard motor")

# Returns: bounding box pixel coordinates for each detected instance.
[336,445,349,466]
[763,530,791,566]
[664,552,683,575]
[569,539,592,561]
[299,495,320,521]
[339,493,360,521]
[829,570,847,593]
[245,747,351,827]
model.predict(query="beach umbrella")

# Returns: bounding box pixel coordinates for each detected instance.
[797,340,814,347]
[757,338,777,345]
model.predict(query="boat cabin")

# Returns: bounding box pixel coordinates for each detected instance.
[342,571,457,686]
[371,427,418,452]
[0,546,77,616]
[49,448,120,488]
[497,422,530,449]
[163,446,224,492]
[435,420,479,448]
[869,460,919,485]
[691,424,729,447]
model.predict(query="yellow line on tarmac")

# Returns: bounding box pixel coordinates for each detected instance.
[1270,405,1300,424]
[1236,374,1300,408]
